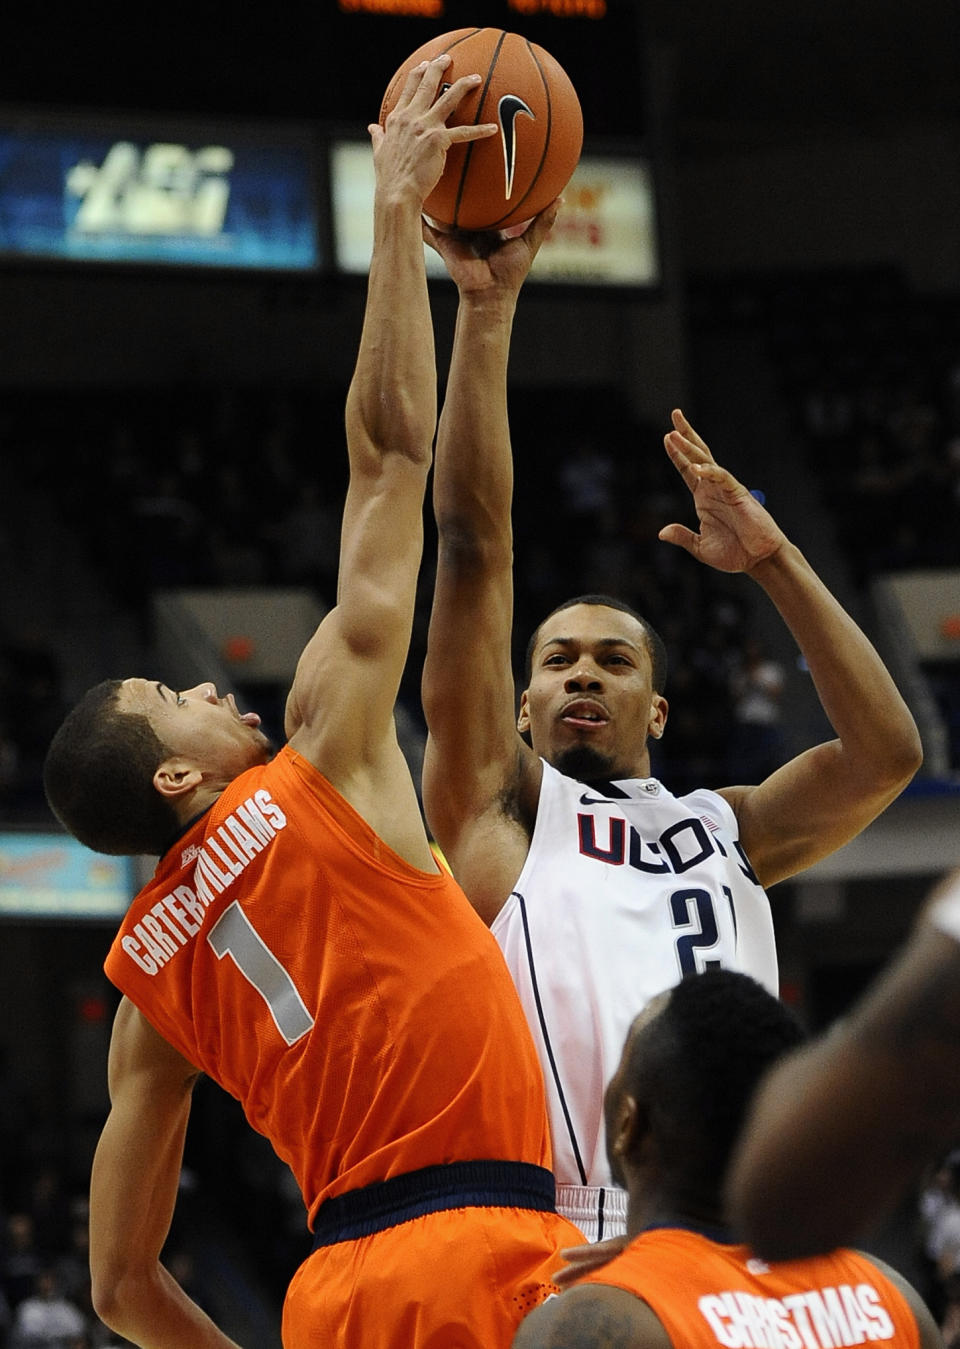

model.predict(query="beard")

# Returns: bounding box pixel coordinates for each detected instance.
[552,743,629,785]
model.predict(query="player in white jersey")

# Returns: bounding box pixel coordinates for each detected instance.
[729,864,960,1262]
[494,761,778,1238]
[420,217,923,1241]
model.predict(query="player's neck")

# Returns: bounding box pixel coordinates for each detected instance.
[626,1186,727,1241]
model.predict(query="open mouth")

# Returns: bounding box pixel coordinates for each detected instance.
[561,700,609,728]
[227,693,262,729]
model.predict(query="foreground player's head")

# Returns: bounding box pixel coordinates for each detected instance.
[604,970,806,1227]
[43,678,272,856]
[519,595,669,783]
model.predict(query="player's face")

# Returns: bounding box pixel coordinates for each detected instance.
[120,679,273,780]
[518,605,667,781]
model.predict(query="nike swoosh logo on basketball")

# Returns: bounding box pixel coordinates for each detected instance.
[497,94,535,199]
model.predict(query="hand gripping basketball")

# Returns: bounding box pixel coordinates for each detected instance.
[380,28,584,233]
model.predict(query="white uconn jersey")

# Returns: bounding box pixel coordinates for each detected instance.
[491,760,778,1242]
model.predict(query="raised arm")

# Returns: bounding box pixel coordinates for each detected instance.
[88,998,237,1348]
[283,60,496,832]
[660,409,922,887]
[420,209,559,916]
[728,871,960,1261]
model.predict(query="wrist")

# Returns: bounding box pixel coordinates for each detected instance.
[374,185,427,224]
[747,537,801,585]
[457,288,519,322]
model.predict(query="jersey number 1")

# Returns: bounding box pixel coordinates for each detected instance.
[208,901,315,1045]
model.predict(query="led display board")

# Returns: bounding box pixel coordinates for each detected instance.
[329,0,646,139]
[330,139,659,288]
[0,832,135,921]
[0,112,321,271]
[5,3,646,141]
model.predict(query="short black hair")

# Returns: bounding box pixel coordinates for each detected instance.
[626,970,806,1197]
[524,594,668,692]
[43,679,180,856]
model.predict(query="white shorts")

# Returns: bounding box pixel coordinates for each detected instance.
[556,1183,628,1243]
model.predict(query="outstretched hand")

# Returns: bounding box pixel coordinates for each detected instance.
[367,56,498,210]
[423,198,562,297]
[659,409,786,574]
[551,1235,630,1288]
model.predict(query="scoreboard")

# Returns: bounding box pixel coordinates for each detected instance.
[330,0,648,139]
[6,3,647,141]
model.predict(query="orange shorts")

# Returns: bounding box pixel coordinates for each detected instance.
[282,1203,584,1348]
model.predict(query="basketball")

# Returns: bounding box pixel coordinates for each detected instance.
[378,28,583,233]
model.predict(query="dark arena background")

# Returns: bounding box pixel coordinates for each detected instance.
[0,1,958,1343]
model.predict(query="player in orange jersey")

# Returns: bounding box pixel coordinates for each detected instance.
[511,969,940,1349]
[42,57,583,1349]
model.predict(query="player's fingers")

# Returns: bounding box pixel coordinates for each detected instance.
[664,433,724,495]
[560,1237,625,1264]
[658,522,700,556]
[446,120,498,145]
[665,427,707,470]
[552,1235,629,1286]
[663,430,696,480]
[667,446,732,507]
[524,196,562,245]
[397,54,453,112]
[499,220,534,240]
[432,69,484,119]
[551,1262,586,1288]
[541,196,563,229]
[389,60,431,115]
[671,407,716,462]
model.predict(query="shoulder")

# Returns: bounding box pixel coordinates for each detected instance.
[513,1284,669,1349]
[686,783,740,823]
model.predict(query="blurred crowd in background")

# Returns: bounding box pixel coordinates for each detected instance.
[3,266,960,829]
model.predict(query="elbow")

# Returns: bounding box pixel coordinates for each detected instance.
[90,1268,127,1331]
[854,718,924,800]
[90,1255,149,1335]
[884,723,924,793]
[905,724,925,777]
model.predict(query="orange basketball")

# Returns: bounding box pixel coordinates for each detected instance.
[379,27,583,233]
